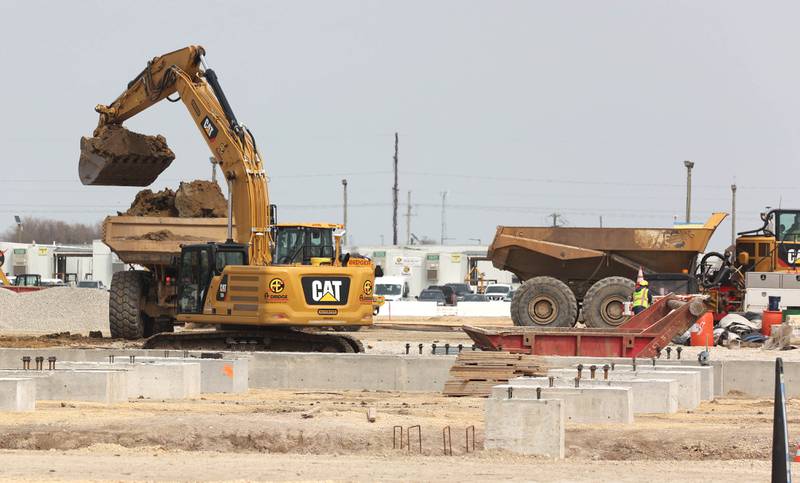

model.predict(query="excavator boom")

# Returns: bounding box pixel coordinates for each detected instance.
[78,45,271,265]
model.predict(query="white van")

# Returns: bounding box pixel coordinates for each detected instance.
[375,276,409,301]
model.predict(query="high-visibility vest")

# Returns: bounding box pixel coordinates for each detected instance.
[632,288,650,308]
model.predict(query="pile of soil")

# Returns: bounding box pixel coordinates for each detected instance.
[174,180,227,217]
[123,180,226,218]
[86,125,173,159]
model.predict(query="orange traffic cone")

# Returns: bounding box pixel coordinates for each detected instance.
[793,440,800,462]
[636,267,644,285]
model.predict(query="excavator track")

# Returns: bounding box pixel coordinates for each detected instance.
[142,328,365,353]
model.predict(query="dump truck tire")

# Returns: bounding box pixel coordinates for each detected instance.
[109,271,149,339]
[582,276,635,328]
[511,276,577,327]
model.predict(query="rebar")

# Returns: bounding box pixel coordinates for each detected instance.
[603,364,610,380]
[589,365,597,379]
[405,343,410,355]
[576,363,584,379]
[22,356,30,370]
[536,387,542,400]
[407,425,422,454]
[666,347,672,359]
[47,356,56,370]
[465,425,476,453]
[392,426,404,449]
[442,426,452,456]
[35,356,44,371]
[548,376,554,387]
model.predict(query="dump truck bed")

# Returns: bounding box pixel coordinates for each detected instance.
[103,216,231,266]
[489,213,727,282]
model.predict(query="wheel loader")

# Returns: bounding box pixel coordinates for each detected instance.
[79,45,376,352]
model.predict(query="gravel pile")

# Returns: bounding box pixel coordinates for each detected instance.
[0,287,110,335]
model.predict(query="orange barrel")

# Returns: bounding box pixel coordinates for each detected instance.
[690,311,714,347]
[762,310,783,337]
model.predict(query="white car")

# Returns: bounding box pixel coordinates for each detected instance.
[484,284,512,301]
[374,276,409,301]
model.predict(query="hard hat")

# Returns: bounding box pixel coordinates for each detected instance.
[639,280,649,286]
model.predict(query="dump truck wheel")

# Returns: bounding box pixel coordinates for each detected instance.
[511,276,577,327]
[109,271,149,339]
[582,276,635,328]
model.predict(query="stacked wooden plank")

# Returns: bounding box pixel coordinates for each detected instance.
[443,351,550,397]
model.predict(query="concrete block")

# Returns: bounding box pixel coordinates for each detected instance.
[606,365,714,401]
[56,361,201,400]
[492,384,634,424]
[246,352,455,392]
[0,369,128,404]
[509,376,679,414]
[548,368,700,410]
[539,355,724,397]
[484,397,564,458]
[132,357,248,394]
[0,378,35,411]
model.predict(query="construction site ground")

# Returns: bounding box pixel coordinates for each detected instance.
[0,319,797,481]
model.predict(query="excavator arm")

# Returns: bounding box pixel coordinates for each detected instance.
[79,45,272,265]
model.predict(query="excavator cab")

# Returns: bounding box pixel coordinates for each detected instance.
[177,242,248,314]
[736,209,800,271]
[273,224,338,265]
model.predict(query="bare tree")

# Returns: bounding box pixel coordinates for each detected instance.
[1,217,102,245]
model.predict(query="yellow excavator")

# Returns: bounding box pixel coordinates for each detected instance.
[79,45,375,352]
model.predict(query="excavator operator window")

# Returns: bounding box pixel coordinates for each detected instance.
[215,250,246,274]
[178,246,211,314]
[274,227,334,264]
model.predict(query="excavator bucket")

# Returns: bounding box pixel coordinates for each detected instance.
[79,125,175,186]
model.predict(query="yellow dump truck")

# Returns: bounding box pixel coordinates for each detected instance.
[489,213,726,328]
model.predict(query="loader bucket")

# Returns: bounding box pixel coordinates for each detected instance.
[79,125,175,186]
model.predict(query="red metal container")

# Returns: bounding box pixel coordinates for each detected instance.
[690,311,714,347]
[762,310,783,337]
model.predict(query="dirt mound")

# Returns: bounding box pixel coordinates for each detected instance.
[124,230,205,242]
[124,188,178,217]
[124,180,226,218]
[174,180,227,217]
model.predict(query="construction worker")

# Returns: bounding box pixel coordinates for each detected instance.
[631,280,652,315]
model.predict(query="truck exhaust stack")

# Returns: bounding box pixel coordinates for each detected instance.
[79,125,175,186]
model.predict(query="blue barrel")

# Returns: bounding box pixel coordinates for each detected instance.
[768,296,782,312]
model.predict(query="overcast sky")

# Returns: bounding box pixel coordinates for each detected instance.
[1,1,797,251]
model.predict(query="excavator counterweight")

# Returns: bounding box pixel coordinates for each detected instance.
[79,125,175,186]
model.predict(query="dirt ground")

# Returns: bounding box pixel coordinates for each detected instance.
[0,388,795,481]
[1,323,799,480]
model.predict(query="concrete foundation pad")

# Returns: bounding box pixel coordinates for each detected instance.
[0,369,127,404]
[548,368,701,410]
[132,357,248,394]
[0,378,35,411]
[509,376,679,414]
[484,397,565,458]
[600,365,714,401]
[56,362,201,400]
[491,384,634,424]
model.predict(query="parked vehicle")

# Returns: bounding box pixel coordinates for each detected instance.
[503,290,515,302]
[427,285,457,305]
[375,276,409,301]
[463,293,489,302]
[77,280,107,290]
[418,289,446,306]
[445,282,473,301]
[484,283,512,301]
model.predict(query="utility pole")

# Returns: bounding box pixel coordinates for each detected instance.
[209,157,218,183]
[392,132,399,245]
[341,179,348,246]
[731,183,737,245]
[14,216,22,244]
[405,191,412,245]
[440,191,447,245]
[684,160,695,223]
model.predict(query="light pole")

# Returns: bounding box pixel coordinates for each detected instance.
[683,160,695,223]
[14,216,22,243]
[731,184,737,245]
[209,157,218,183]
[341,179,348,246]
